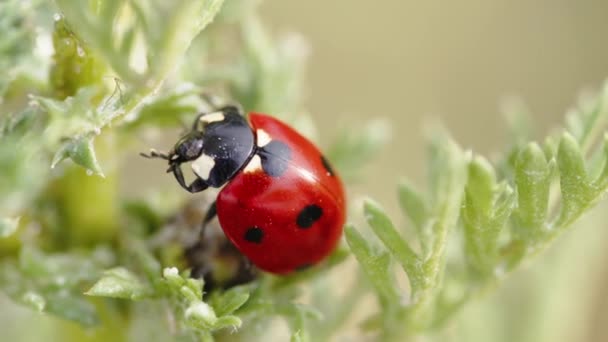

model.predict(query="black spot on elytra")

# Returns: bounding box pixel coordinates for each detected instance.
[296,204,323,229]
[258,140,292,177]
[320,155,334,176]
[244,226,264,243]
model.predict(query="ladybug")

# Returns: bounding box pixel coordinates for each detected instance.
[143,106,345,274]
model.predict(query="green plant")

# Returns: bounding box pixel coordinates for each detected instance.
[1,1,608,341]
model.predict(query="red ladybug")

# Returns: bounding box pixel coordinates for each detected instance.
[143,106,345,274]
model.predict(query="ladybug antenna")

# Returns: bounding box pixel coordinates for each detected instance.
[140,148,170,160]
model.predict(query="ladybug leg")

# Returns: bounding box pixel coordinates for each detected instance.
[171,164,209,193]
[185,178,209,193]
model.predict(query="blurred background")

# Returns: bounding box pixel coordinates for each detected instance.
[3,1,608,341]
[262,1,608,341]
[261,0,608,201]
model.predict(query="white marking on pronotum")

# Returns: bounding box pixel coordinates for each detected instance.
[243,155,262,173]
[191,154,215,180]
[199,112,225,124]
[256,129,272,147]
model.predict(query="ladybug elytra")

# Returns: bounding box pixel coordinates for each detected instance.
[144,106,345,274]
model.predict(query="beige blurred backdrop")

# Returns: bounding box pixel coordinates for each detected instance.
[261,0,608,206]
[259,3,608,340]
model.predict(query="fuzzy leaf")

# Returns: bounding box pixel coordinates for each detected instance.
[270,245,350,291]
[234,16,308,114]
[31,87,109,152]
[462,156,514,273]
[513,142,552,239]
[0,248,106,327]
[209,286,250,317]
[130,238,162,281]
[291,330,305,342]
[428,133,468,230]
[51,15,106,99]
[326,119,391,181]
[565,82,608,149]
[55,0,226,85]
[397,181,428,233]
[52,137,104,177]
[0,0,40,98]
[465,156,496,214]
[123,83,204,130]
[556,133,595,227]
[185,301,218,329]
[345,225,400,305]
[364,200,422,290]
[402,134,467,330]
[593,134,608,189]
[212,315,242,331]
[85,267,151,300]
[44,293,99,327]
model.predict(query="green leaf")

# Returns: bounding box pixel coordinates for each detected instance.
[233,14,308,115]
[0,248,107,327]
[55,0,226,85]
[512,142,552,240]
[397,181,428,234]
[123,83,204,130]
[564,81,608,149]
[462,156,515,274]
[85,267,151,300]
[276,303,321,342]
[344,225,400,306]
[44,292,100,327]
[593,134,608,189]
[52,137,104,177]
[129,238,162,281]
[50,15,106,99]
[465,156,497,214]
[291,329,305,342]
[421,132,469,271]
[555,133,596,227]
[18,246,108,285]
[363,200,422,290]
[0,0,41,98]
[185,301,218,329]
[326,119,391,181]
[401,133,467,330]
[421,132,467,264]
[212,315,242,331]
[209,287,250,317]
[270,244,350,292]
[31,87,109,151]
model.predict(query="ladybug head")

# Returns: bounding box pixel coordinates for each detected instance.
[171,132,204,163]
[142,106,255,193]
[140,130,207,192]
[140,132,204,165]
